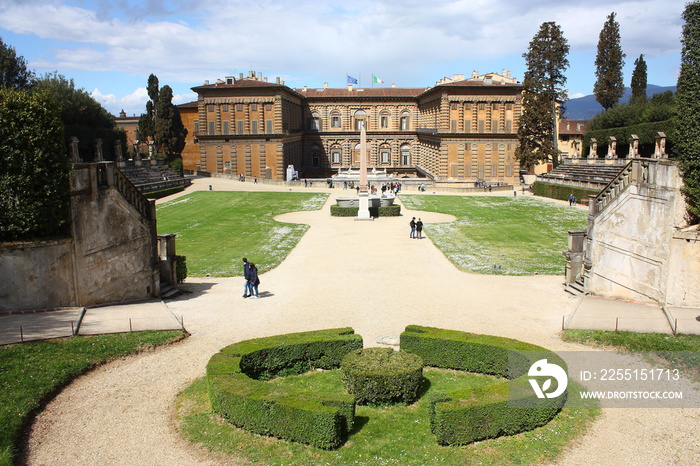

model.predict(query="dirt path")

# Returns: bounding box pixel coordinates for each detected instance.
[25,180,699,465]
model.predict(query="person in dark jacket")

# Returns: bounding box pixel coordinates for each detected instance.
[410,217,417,238]
[242,257,251,298]
[416,218,423,239]
[247,263,260,299]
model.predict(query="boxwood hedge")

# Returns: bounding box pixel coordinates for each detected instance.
[400,325,567,445]
[330,205,401,217]
[206,327,363,449]
[341,347,424,405]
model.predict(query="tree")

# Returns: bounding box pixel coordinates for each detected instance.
[0,36,34,91]
[676,1,700,224]
[0,88,71,241]
[594,12,626,111]
[516,22,570,171]
[138,74,187,171]
[33,72,123,161]
[630,54,648,103]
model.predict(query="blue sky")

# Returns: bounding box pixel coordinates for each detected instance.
[0,0,685,117]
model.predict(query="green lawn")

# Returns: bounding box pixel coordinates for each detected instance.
[0,331,185,466]
[177,368,598,465]
[156,191,328,276]
[400,195,588,275]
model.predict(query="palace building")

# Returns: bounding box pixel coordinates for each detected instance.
[182,70,524,184]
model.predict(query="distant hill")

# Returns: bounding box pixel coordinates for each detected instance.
[563,85,677,121]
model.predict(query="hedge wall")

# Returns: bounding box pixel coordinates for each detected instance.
[206,327,363,449]
[583,119,674,158]
[143,185,185,199]
[400,325,566,445]
[532,182,600,205]
[330,205,401,217]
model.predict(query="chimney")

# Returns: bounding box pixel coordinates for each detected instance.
[239,73,243,79]
[263,77,268,82]
[472,70,479,79]
[391,83,396,88]
[348,84,353,91]
[257,71,262,80]
[324,82,328,88]
[119,109,126,118]
[204,80,209,85]
[303,85,308,92]
[276,77,281,84]
[249,70,255,78]
[281,80,285,85]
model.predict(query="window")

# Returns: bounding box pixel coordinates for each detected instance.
[491,120,498,133]
[400,145,410,166]
[207,104,214,112]
[222,104,229,112]
[478,103,485,110]
[222,121,229,134]
[355,119,365,131]
[464,120,471,133]
[478,120,485,132]
[400,111,409,130]
[506,103,513,110]
[380,113,389,128]
[194,121,200,133]
[208,121,215,134]
[251,120,258,134]
[492,102,499,111]
[381,149,390,164]
[465,103,472,110]
[265,103,272,111]
[251,103,258,111]
[237,120,244,134]
[451,164,458,177]
[465,164,472,177]
[450,102,457,110]
[312,146,320,166]
[505,120,512,133]
[310,113,321,131]
[331,150,341,164]
[225,161,231,168]
[506,165,513,177]
[331,114,341,127]
[451,120,457,132]
[266,120,273,133]
[236,103,243,112]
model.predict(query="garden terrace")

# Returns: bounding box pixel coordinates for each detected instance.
[536,161,626,190]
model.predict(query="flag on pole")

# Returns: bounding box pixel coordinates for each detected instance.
[372,75,384,84]
[347,75,358,85]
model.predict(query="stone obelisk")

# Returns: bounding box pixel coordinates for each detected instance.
[357,124,371,219]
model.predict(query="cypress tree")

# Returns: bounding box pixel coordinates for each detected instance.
[516,22,569,171]
[676,1,700,224]
[594,12,626,111]
[630,54,648,103]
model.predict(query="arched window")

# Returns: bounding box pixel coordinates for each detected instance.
[400,144,411,166]
[380,144,391,164]
[380,110,390,129]
[331,111,341,128]
[311,145,320,166]
[354,110,367,131]
[309,112,321,131]
[352,143,362,165]
[331,145,342,164]
[400,111,410,131]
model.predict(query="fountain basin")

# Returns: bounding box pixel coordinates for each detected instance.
[336,196,396,208]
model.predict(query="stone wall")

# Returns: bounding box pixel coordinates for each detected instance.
[0,162,160,311]
[583,159,700,306]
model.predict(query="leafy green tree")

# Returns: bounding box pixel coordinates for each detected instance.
[0,36,34,91]
[594,12,626,111]
[33,72,123,161]
[516,21,570,171]
[630,54,648,103]
[138,74,187,172]
[0,88,70,241]
[676,1,700,223]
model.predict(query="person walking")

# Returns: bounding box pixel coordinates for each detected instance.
[242,257,251,298]
[416,218,424,239]
[247,263,260,299]
[409,217,417,238]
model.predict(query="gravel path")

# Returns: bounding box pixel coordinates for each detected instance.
[25,179,700,465]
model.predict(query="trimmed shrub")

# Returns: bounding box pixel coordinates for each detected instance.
[143,185,185,199]
[330,205,401,217]
[341,347,424,405]
[206,327,362,449]
[175,255,187,283]
[400,325,566,446]
[532,182,599,205]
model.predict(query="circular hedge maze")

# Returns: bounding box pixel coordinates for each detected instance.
[205,325,569,451]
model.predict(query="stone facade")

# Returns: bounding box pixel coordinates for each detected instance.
[0,163,160,311]
[185,71,523,184]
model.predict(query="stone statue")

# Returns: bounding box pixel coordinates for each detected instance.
[606,136,617,159]
[571,140,580,158]
[69,137,80,163]
[148,141,156,160]
[94,138,103,162]
[588,138,597,158]
[133,140,141,161]
[654,132,667,159]
[114,140,124,162]
[628,135,639,158]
